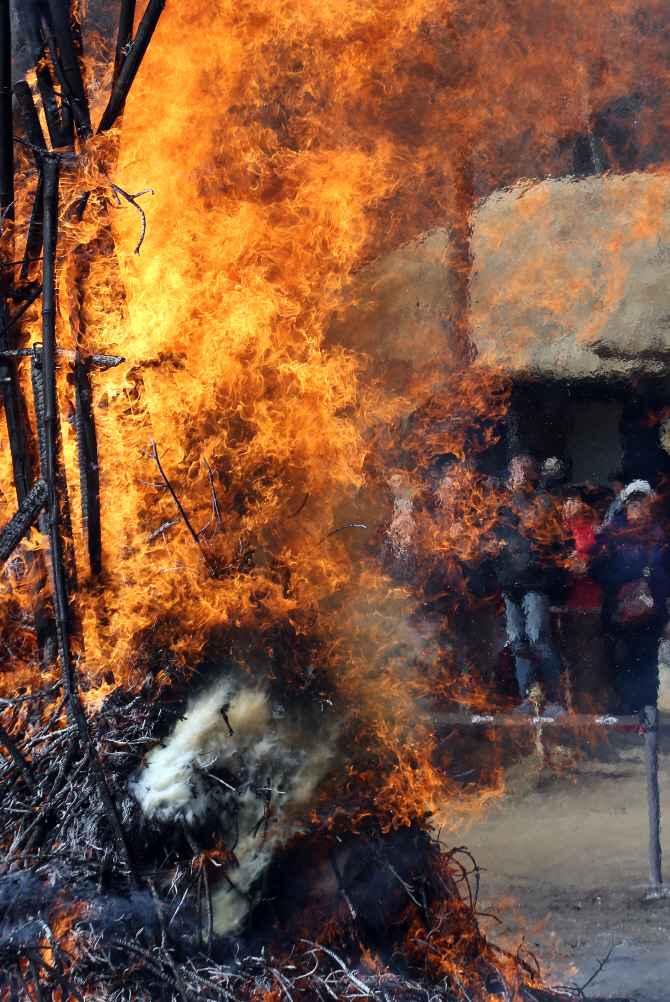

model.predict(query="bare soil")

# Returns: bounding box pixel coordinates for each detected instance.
[458,712,670,1000]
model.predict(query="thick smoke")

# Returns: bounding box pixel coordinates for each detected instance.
[132,681,333,934]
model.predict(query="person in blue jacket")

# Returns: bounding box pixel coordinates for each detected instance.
[590,481,670,715]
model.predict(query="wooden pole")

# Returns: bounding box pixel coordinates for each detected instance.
[113,0,137,88]
[41,156,136,883]
[14,82,48,284]
[46,0,92,139]
[0,0,13,222]
[0,3,32,509]
[97,0,166,134]
[643,704,663,886]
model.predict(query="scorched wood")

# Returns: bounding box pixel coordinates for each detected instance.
[40,155,136,883]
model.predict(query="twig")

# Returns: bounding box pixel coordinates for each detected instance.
[574,939,615,996]
[147,518,179,542]
[204,458,224,532]
[109,184,153,254]
[304,523,367,557]
[289,492,309,518]
[144,438,202,548]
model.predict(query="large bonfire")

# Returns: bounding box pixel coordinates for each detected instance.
[1,0,669,999]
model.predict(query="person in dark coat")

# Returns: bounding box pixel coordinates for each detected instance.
[590,481,670,715]
[493,454,566,708]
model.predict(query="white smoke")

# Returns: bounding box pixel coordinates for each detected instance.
[132,680,333,934]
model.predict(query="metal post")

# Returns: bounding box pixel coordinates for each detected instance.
[643,704,662,886]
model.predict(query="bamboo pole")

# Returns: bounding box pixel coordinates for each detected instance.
[0,0,13,222]
[97,0,166,134]
[113,0,137,88]
[46,0,92,139]
[41,156,136,883]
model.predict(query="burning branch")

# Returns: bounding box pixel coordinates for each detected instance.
[204,457,225,532]
[0,477,47,564]
[144,437,203,549]
[109,183,154,255]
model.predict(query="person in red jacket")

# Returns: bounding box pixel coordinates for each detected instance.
[562,495,604,614]
[557,492,616,712]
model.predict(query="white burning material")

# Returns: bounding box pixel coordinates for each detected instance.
[386,472,416,558]
[132,681,333,934]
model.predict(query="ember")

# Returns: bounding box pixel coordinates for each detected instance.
[1,1,669,1000]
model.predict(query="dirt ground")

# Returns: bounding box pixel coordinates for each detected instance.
[458,708,670,1001]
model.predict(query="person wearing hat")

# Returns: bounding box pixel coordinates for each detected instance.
[590,481,670,715]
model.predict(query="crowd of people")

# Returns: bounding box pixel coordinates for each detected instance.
[493,453,670,718]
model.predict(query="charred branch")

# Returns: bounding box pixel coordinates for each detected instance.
[0,477,47,564]
[145,437,203,548]
[0,284,42,338]
[0,354,32,506]
[21,178,44,283]
[14,83,47,284]
[0,345,125,368]
[13,82,47,152]
[98,0,166,134]
[0,722,36,794]
[17,8,67,148]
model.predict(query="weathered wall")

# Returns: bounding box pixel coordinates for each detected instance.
[327,171,670,382]
[470,171,670,380]
[325,227,457,366]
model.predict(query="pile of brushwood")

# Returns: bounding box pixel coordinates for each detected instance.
[0,686,578,1002]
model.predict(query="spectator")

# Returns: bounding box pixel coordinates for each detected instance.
[557,493,614,712]
[590,481,670,715]
[562,494,604,614]
[493,453,566,712]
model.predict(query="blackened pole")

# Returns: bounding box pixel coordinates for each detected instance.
[643,704,662,886]
[46,0,92,138]
[0,0,13,222]
[41,157,136,883]
[0,2,32,507]
[98,0,165,133]
[41,159,67,643]
[113,0,137,87]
